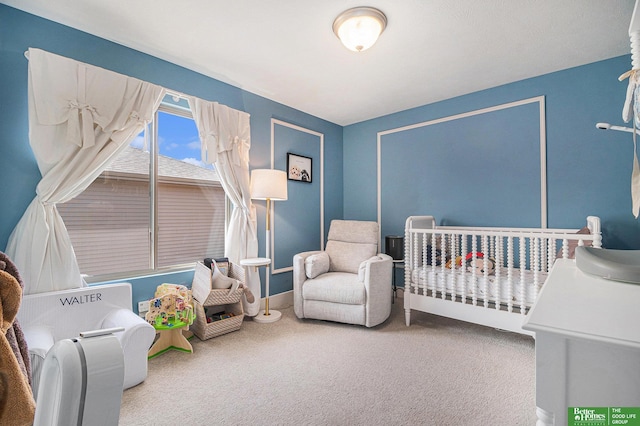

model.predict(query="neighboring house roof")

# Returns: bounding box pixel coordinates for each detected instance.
[106,145,220,183]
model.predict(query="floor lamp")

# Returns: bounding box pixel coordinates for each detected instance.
[250,169,288,323]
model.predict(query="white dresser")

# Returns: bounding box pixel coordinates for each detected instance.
[523,259,640,426]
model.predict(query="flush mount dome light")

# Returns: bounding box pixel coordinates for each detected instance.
[333,6,387,52]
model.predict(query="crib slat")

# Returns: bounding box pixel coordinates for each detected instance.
[471,236,477,306]
[519,237,526,315]
[561,238,569,259]
[507,236,514,313]
[433,233,444,300]
[531,238,537,308]
[461,233,467,303]
[422,231,429,296]
[547,238,555,273]
[494,236,502,310]
[404,224,412,296]
[414,228,421,295]
[482,235,489,309]
[438,234,448,300]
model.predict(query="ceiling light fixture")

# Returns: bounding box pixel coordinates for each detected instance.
[333,7,387,52]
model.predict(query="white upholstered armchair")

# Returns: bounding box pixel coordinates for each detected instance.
[293,220,393,327]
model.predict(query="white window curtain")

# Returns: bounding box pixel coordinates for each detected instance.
[6,48,166,294]
[188,98,261,316]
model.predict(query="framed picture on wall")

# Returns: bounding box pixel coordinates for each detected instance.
[287,153,312,183]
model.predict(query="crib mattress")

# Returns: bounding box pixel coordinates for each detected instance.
[410,267,547,306]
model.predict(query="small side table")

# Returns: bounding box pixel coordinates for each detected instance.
[240,257,271,269]
[392,260,404,302]
[240,257,281,323]
[385,235,405,303]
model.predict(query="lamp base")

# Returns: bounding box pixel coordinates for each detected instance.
[253,309,282,323]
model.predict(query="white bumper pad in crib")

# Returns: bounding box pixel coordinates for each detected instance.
[411,268,545,306]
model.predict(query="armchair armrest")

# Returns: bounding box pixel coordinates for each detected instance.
[101,308,156,389]
[293,251,323,318]
[361,253,393,327]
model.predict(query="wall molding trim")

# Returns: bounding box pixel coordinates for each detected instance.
[376,96,547,245]
[270,118,324,275]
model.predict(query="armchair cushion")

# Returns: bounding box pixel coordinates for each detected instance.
[305,252,330,279]
[324,220,378,273]
[302,272,366,305]
[325,241,377,273]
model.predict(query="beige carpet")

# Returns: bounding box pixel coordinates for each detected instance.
[119,293,536,425]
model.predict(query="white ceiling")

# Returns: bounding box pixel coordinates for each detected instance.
[2,0,637,125]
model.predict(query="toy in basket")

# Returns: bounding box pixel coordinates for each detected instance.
[190,258,253,340]
[146,284,195,358]
[192,258,254,305]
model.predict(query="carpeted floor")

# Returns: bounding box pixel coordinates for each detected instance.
[119,293,536,425]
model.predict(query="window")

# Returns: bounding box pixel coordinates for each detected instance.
[58,101,227,279]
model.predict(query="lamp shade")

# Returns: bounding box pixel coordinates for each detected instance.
[250,169,288,200]
[333,7,387,52]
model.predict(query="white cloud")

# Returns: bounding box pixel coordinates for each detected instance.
[157,136,167,149]
[182,157,206,167]
[130,135,145,149]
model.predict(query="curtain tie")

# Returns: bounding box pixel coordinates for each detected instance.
[204,133,218,164]
[128,111,149,126]
[128,111,150,150]
[236,137,250,164]
[129,111,148,134]
[230,136,242,166]
[67,100,99,149]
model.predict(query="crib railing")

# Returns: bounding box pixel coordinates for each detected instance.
[404,216,602,315]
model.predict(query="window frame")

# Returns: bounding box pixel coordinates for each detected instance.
[82,101,229,283]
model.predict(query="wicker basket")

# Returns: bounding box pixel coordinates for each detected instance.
[192,261,246,305]
[190,261,246,340]
[191,296,244,340]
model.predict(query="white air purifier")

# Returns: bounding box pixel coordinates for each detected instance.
[33,328,125,426]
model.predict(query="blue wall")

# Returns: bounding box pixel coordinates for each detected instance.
[344,55,640,251]
[0,5,343,308]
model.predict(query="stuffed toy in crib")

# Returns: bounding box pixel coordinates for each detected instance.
[425,245,442,266]
[445,256,463,269]
[465,252,496,276]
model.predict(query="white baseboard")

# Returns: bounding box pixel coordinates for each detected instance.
[260,290,293,310]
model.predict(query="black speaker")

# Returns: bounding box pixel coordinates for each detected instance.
[385,235,404,260]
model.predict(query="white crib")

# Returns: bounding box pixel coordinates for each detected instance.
[403,215,602,335]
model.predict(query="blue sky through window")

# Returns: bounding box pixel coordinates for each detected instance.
[130,110,212,170]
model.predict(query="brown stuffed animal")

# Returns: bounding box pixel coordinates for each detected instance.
[0,268,35,425]
[0,253,32,388]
